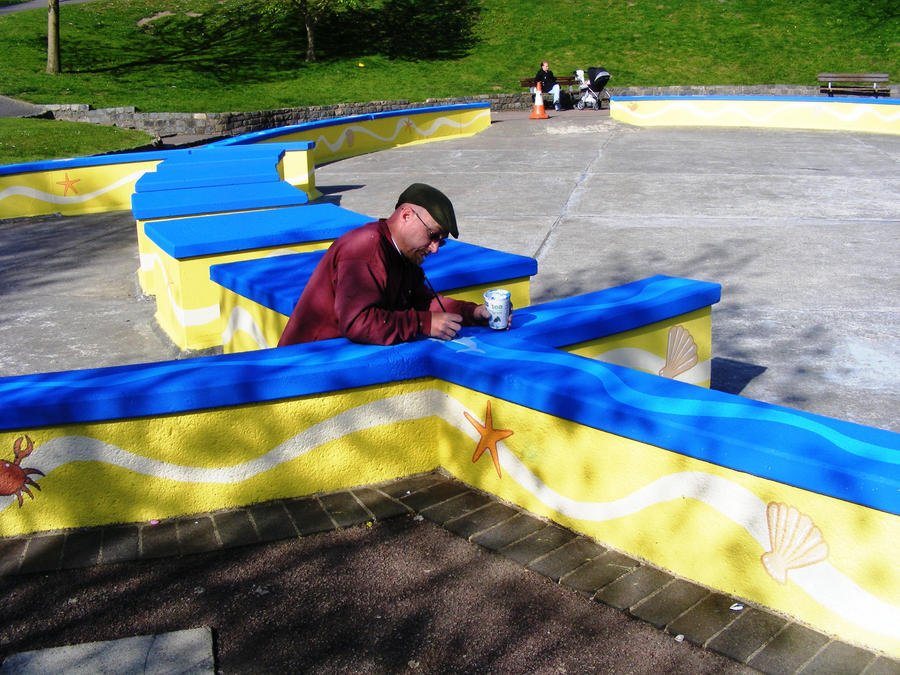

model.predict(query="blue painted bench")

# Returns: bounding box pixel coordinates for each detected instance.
[134,156,284,192]
[131,142,318,220]
[209,240,539,351]
[135,202,372,350]
[211,240,538,316]
[144,202,370,259]
[132,182,307,221]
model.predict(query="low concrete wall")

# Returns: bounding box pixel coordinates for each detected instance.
[33,85,899,140]
[1,103,490,220]
[36,96,512,139]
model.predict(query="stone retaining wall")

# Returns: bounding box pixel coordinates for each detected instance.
[35,85,898,139]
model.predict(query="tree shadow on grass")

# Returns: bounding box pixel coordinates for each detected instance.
[64,0,480,82]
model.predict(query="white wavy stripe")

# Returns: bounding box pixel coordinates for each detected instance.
[315,110,491,153]
[139,252,159,273]
[497,442,900,640]
[612,100,900,124]
[282,169,315,185]
[4,387,896,639]
[792,565,900,638]
[591,347,710,384]
[168,284,219,326]
[0,391,460,493]
[502,449,770,544]
[266,248,305,257]
[221,306,270,349]
[143,247,300,275]
[141,247,304,326]
[0,170,149,205]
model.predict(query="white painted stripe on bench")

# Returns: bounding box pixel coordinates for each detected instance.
[221,306,270,350]
[137,251,219,325]
[0,170,149,205]
[498,447,900,641]
[139,252,158,272]
[282,168,315,185]
[171,294,220,326]
[6,390,449,486]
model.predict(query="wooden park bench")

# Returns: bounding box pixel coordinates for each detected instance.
[818,73,890,98]
[520,76,580,108]
[519,76,580,91]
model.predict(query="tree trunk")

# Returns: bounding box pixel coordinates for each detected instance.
[46,0,60,74]
[304,12,316,62]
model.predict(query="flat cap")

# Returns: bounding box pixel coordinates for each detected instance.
[395,183,458,238]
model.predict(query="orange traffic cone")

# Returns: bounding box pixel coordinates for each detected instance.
[529,82,548,119]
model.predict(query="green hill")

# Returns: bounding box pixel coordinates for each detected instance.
[0,0,896,112]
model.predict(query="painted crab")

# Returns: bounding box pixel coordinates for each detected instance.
[0,435,44,507]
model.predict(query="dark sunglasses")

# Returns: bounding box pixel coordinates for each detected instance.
[409,208,447,247]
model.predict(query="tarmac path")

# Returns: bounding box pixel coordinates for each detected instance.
[0,94,41,118]
[0,515,756,673]
[0,0,97,17]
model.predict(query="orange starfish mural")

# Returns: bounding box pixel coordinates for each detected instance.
[56,173,81,196]
[464,400,513,478]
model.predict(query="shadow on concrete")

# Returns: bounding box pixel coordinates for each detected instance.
[0,212,138,297]
[710,357,767,395]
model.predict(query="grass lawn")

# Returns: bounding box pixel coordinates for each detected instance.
[0,0,895,112]
[0,117,151,165]
[0,0,895,162]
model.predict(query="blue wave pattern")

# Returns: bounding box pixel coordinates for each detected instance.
[1,275,897,514]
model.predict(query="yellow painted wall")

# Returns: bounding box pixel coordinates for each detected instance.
[258,107,492,164]
[564,307,712,386]
[611,98,900,135]
[0,160,161,219]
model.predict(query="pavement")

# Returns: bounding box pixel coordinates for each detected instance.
[1,107,899,673]
[0,0,98,18]
[0,95,42,118]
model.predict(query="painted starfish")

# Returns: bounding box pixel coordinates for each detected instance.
[56,172,80,196]
[464,400,513,478]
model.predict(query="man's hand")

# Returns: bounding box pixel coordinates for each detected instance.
[430,312,463,340]
[474,303,513,329]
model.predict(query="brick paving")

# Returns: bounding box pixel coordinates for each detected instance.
[1,470,898,673]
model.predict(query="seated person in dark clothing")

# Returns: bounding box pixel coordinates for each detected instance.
[278,183,495,346]
[535,60,561,110]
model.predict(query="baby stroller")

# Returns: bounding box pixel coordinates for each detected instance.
[574,67,611,110]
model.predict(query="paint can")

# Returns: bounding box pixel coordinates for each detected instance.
[483,289,511,330]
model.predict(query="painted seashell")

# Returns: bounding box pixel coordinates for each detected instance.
[658,325,698,378]
[761,502,828,584]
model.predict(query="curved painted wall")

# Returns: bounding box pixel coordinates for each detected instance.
[0,103,492,219]
[611,95,900,134]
